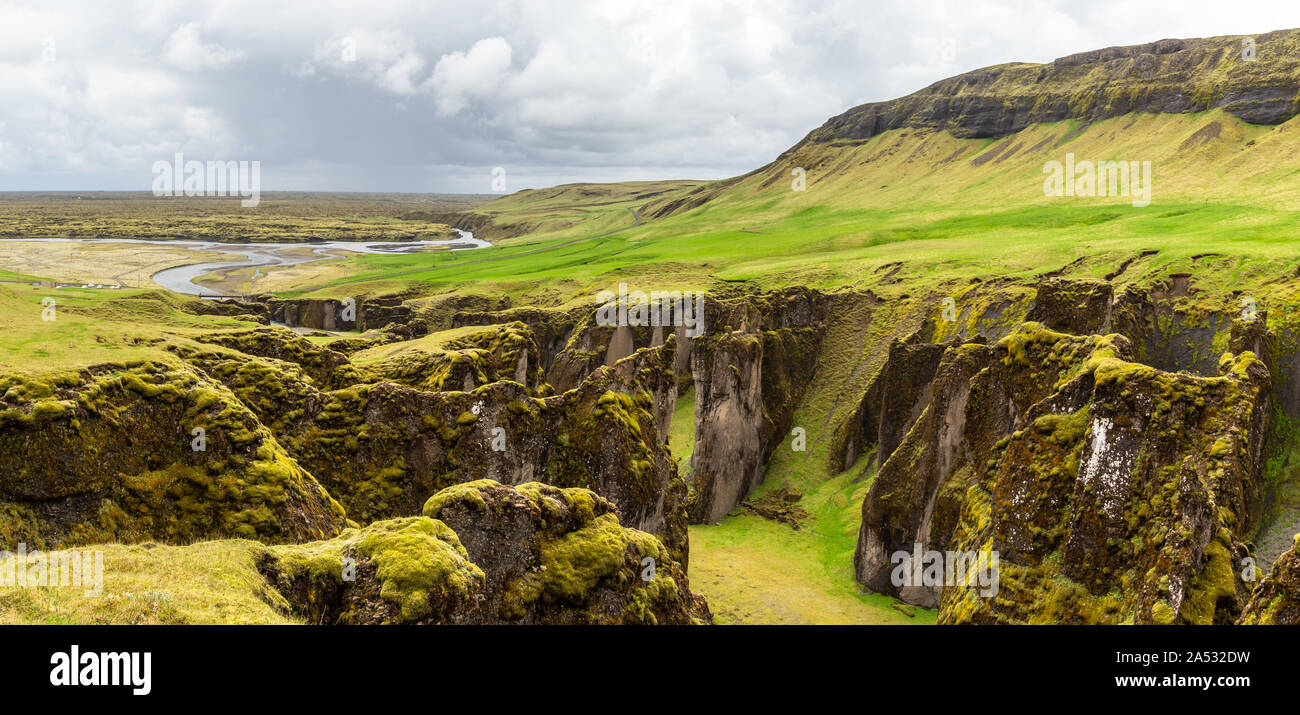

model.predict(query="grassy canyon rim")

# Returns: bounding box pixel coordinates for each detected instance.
[8,25,1300,630]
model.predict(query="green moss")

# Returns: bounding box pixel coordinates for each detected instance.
[421,480,493,517]
[0,360,347,548]
[1031,409,1090,446]
[1179,535,1239,624]
[1151,599,1177,625]
[504,512,628,611]
[30,400,68,420]
[270,516,484,623]
[358,518,481,620]
[998,322,1072,366]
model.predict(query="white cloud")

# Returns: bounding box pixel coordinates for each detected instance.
[162,23,244,70]
[1,0,1299,191]
[303,29,429,95]
[429,37,513,116]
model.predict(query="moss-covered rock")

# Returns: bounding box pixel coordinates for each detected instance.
[361,322,544,393]
[0,360,347,548]
[255,516,484,624]
[159,318,692,564]
[273,354,690,563]
[453,303,604,391]
[856,321,1272,624]
[193,326,367,389]
[832,335,962,474]
[256,480,709,624]
[855,340,996,605]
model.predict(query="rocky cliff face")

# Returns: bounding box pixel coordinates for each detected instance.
[263,292,443,333]
[277,369,688,558]
[451,287,831,527]
[453,305,594,387]
[267,298,358,331]
[689,329,765,523]
[854,342,994,606]
[686,288,829,523]
[160,319,692,565]
[946,336,1268,624]
[361,322,546,394]
[791,30,1300,151]
[855,314,1272,623]
[832,337,961,475]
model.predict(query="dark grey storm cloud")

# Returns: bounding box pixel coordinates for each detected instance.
[2,0,1299,192]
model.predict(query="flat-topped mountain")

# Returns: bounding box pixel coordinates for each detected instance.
[795,29,1300,150]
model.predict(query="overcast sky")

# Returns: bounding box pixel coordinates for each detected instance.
[2,0,1300,194]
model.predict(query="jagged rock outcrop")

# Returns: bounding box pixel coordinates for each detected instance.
[355,294,414,330]
[0,361,347,549]
[451,287,830,527]
[263,294,435,333]
[158,321,690,563]
[453,301,690,395]
[856,321,1273,623]
[755,290,831,458]
[1109,281,1237,376]
[453,304,589,382]
[953,343,1268,624]
[854,342,995,605]
[171,345,323,435]
[256,480,709,625]
[193,326,367,389]
[267,298,358,331]
[689,329,765,523]
[267,358,689,563]
[832,337,960,473]
[540,315,686,393]
[687,288,830,523]
[611,341,680,445]
[1026,279,1114,336]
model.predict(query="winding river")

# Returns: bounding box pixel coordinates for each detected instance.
[15,231,487,296]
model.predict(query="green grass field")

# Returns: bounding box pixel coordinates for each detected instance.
[292,113,1300,312]
[687,461,936,625]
